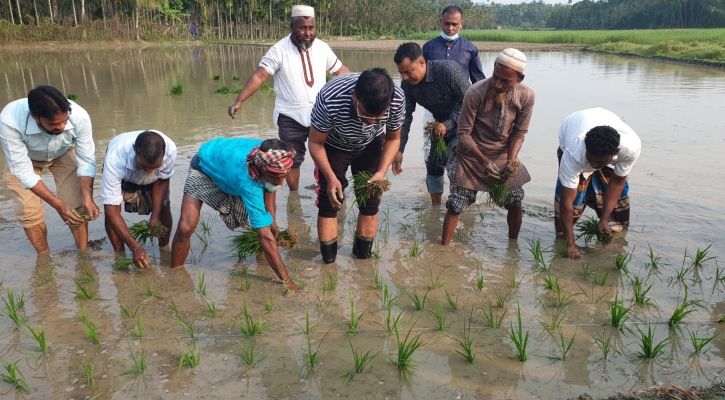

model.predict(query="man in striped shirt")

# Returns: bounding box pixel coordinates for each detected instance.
[309,68,406,263]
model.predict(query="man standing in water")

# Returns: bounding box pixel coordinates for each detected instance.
[228,5,349,192]
[171,138,298,293]
[102,130,177,269]
[555,108,641,260]
[441,49,535,245]
[309,68,405,263]
[394,42,470,206]
[0,85,99,253]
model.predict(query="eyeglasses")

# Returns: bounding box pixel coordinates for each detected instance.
[355,100,389,128]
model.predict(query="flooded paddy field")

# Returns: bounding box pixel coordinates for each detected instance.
[0,45,724,399]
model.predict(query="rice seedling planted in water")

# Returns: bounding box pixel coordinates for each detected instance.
[237,340,266,366]
[424,121,447,160]
[345,292,364,335]
[377,308,404,334]
[537,303,566,332]
[81,318,100,345]
[323,271,339,293]
[177,317,198,344]
[21,324,47,353]
[388,321,425,382]
[80,261,97,283]
[493,289,511,308]
[424,267,444,290]
[480,300,507,329]
[170,84,183,95]
[239,299,269,337]
[593,328,616,359]
[342,340,380,386]
[548,330,576,361]
[130,316,144,339]
[444,288,459,311]
[449,310,480,363]
[615,246,635,273]
[296,305,319,335]
[212,74,220,80]
[122,347,148,378]
[685,328,716,355]
[430,300,450,331]
[195,269,207,295]
[201,296,218,318]
[631,325,669,359]
[402,286,429,311]
[0,358,29,393]
[594,270,611,286]
[170,298,180,318]
[216,85,230,94]
[509,301,530,362]
[528,238,550,271]
[608,293,631,328]
[553,241,569,258]
[543,275,560,291]
[669,286,704,326]
[350,171,391,208]
[81,361,95,389]
[299,331,328,378]
[689,244,716,267]
[140,278,161,299]
[645,243,666,269]
[475,267,485,291]
[576,216,612,246]
[376,284,399,310]
[372,266,383,291]
[2,289,26,326]
[114,257,135,271]
[177,345,201,373]
[238,276,252,292]
[631,276,657,308]
[409,239,422,257]
[264,297,274,313]
[71,278,97,300]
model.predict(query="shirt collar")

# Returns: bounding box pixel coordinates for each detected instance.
[25,113,75,135]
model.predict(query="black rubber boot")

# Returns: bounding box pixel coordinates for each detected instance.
[320,238,337,264]
[352,235,374,259]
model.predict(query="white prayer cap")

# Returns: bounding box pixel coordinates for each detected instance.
[291,5,315,18]
[496,48,527,73]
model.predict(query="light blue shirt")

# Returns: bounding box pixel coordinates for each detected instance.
[197,138,273,229]
[101,130,177,205]
[0,98,96,189]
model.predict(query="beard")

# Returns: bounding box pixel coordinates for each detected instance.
[262,178,283,193]
[486,89,508,105]
[293,34,315,50]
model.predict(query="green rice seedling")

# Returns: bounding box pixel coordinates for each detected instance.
[476,206,486,222]
[216,85,230,94]
[72,278,97,300]
[553,241,569,258]
[388,320,425,382]
[239,299,269,337]
[507,270,526,289]
[377,308,404,334]
[130,316,144,339]
[689,244,716,267]
[231,75,240,81]
[580,262,593,279]
[346,292,364,335]
[196,232,209,247]
[668,286,704,326]
[170,297,180,318]
[615,246,635,273]
[0,358,29,393]
[409,239,422,257]
[201,297,218,318]
[80,261,97,283]
[350,171,391,209]
[212,74,220,80]
[493,290,511,308]
[549,330,576,361]
[140,278,161,299]
[259,82,274,92]
[315,291,335,308]
[129,220,156,245]
[716,267,725,282]
[685,328,716,355]
[198,218,212,235]
[543,275,560,291]
[237,340,266,366]
[402,287,429,311]
[547,287,579,309]
[264,297,274,313]
[299,332,328,378]
[35,261,56,286]
[21,324,47,353]
[475,267,485,291]
[608,293,631,328]
[509,301,530,362]
[342,339,380,386]
[424,122,448,160]
[195,269,207,295]
[593,328,616,359]
[527,238,550,270]
[2,289,26,326]
[375,284,399,310]
[449,310,480,363]
[177,345,201,373]
[372,266,383,291]
[631,276,657,308]
[114,257,135,271]
[66,93,79,101]
[323,271,339,293]
[238,276,252,292]
[122,347,148,378]
[81,317,100,345]
[81,361,95,389]
[177,317,198,344]
[230,228,299,260]
[536,303,566,333]
[443,289,459,311]
[480,300,507,329]
[170,84,183,95]
[485,181,509,207]
[430,300,450,331]
[120,300,148,319]
[645,243,666,269]
[424,267,444,290]
[594,270,611,286]
[631,324,669,359]
[719,315,725,323]
[576,216,612,246]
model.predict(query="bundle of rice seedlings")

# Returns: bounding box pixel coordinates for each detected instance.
[499,160,521,181]
[351,171,391,209]
[485,181,508,207]
[424,122,447,160]
[77,210,91,220]
[576,216,613,246]
[230,228,299,260]
[130,221,170,245]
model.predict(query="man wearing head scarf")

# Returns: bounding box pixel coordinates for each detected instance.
[171,137,298,293]
[441,48,536,245]
[228,5,349,192]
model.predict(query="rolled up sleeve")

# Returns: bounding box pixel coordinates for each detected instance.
[558,150,581,189]
[73,118,97,178]
[0,123,40,189]
[259,46,281,76]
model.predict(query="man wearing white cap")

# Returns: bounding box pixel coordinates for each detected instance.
[228,5,349,192]
[441,48,535,245]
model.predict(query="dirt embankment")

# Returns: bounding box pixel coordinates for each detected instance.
[324,38,585,52]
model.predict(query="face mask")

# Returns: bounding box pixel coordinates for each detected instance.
[262,179,283,193]
[440,31,459,41]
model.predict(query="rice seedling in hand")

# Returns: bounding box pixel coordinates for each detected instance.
[443,288,459,311]
[543,275,560,291]
[237,340,266,366]
[509,301,530,362]
[480,300,507,329]
[402,287,429,311]
[276,228,299,250]
[375,284,399,310]
[631,276,657,308]
[114,257,136,271]
[449,310,480,363]
[216,85,230,94]
[230,228,298,260]
[0,358,29,393]
[685,328,716,355]
[377,308,404,334]
[668,286,704,326]
[350,171,391,208]
[122,347,148,378]
[645,243,666,269]
[195,269,207,295]
[239,299,269,337]
[2,289,26,326]
[527,238,550,270]
[485,181,509,207]
[170,84,183,95]
[177,345,201,373]
[130,220,168,245]
[424,267,444,290]
[388,320,425,382]
[615,246,635,273]
[424,121,448,160]
[430,300,450,331]
[342,339,380,386]
[345,292,364,335]
[631,325,669,359]
[608,293,631,328]
[372,266,383,291]
[576,216,610,246]
[66,93,79,101]
[72,278,97,300]
[130,316,144,339]
[299,332,328,379]
[689,244,716,267]
[21,324,47,353]
[81,361,95,389]
[140,278,161,299]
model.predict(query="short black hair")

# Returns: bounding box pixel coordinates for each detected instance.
[28,85,71,120]
[260,138,292,152]
[442,5,463,17]
[134,131,166,164]
[354,68,394,116]
[584,126,620,157]
[394,42,423,65]
[291,16,314,26]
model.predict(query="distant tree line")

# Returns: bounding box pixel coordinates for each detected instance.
[486,0,725,30]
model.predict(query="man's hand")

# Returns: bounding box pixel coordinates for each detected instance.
[598,218,611,234]
[56,202,85,225]
[82,199,100,221]
[284,279,298,294]
[270,224,281,238]
[392,152,404,175]
[369,171,386,183]
[228,101,243,119]
[482,159,502,180]
[149,214,162,235]
[326,175,344,210]
[566,242,581,260]
[132,245,152,269]
[434,123,447,139]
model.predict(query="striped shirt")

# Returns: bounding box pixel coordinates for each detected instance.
[310,73,405,152]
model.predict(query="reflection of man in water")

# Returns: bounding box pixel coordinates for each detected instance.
[171,138,298,293]
[555,108,642,260]
[0,85,99,253]
[442,49,535,245]
[228,5,349,192]
[309,68,405,263]
[394,42,470,206]
[102,130,176,269]
[421,5,485,164]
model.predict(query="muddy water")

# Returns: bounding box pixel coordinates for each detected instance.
[0,45,724,399]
